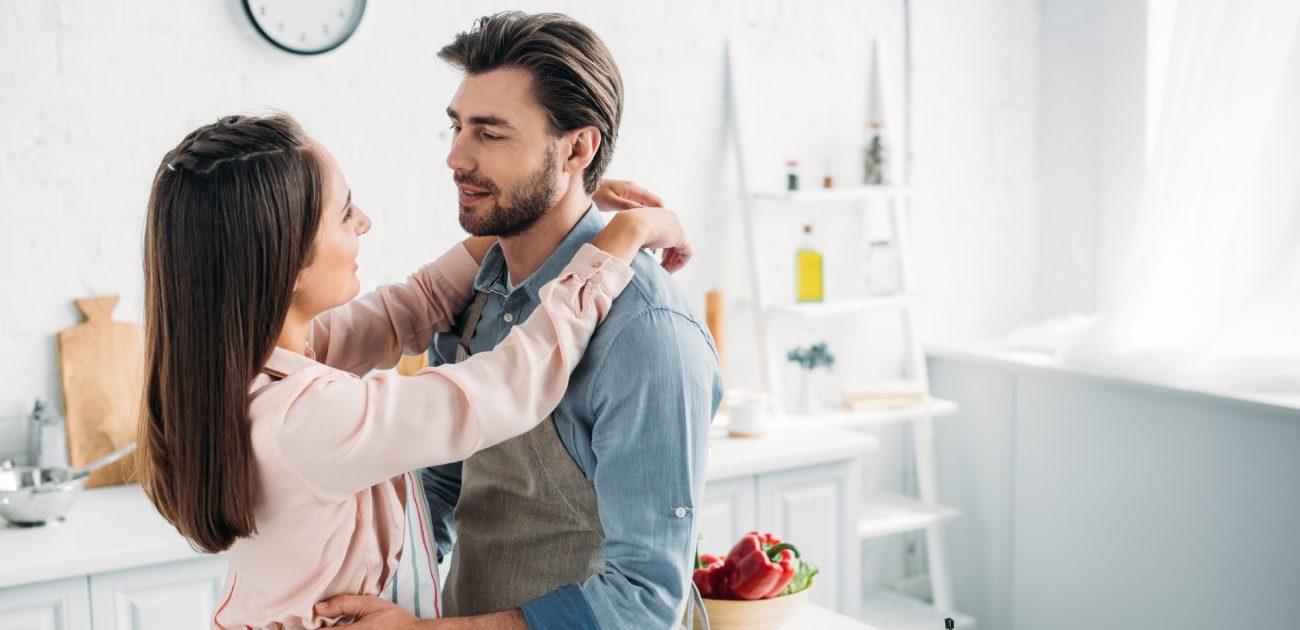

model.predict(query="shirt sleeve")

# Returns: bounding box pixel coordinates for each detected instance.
[419,462,462,563]
[519,308,723,630]
[307,242,479,376]
[274,244,634,502]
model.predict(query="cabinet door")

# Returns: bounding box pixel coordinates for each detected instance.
[0,577,92,630]
[89,557,226,630]
[757,459,860,616]
[697,476,757,557]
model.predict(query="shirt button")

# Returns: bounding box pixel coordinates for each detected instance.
[674,507,687,518]
[591,261,602,268]
[503,313,514,323]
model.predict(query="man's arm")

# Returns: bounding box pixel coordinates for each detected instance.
[315,595,524,629]
[420,334,465,562]
[519,308,723,629]
[419,462,462,563]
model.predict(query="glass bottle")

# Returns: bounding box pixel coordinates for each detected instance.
[864,122,887,185]
[866,239,901,296]
[27,399,68,469]
[796,225,824,302]
[786,160,800,191]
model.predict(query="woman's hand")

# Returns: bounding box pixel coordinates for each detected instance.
[589,207,693,273]
[592,179,690,272]
[594,179,663,211]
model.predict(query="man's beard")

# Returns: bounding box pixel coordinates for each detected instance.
[457,149,559,238]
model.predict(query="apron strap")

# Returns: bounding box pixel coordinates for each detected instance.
[456,292,491,363]
[684,580,709,630]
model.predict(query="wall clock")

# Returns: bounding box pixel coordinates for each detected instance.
[243,0,366,56]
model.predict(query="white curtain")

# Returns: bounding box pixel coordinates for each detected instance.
[1058,0,1300,395]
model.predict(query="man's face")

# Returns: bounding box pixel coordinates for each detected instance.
[446,67,562,237]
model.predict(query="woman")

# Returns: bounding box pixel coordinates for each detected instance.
[136,113,688,629]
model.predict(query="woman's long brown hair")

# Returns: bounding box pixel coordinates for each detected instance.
[139,114,322,553]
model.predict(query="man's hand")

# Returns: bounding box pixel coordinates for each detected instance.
[315,595,426,629]
[594,179,664,211]
[315,595,529,629]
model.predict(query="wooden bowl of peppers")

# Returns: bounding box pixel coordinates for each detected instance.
[691,532,820,630]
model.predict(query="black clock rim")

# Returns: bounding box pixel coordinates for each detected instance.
[242,0,367,56]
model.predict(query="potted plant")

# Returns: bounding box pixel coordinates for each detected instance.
[786,342,835,414]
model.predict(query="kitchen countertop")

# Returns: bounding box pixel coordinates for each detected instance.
[0,483,205,589]
[706,416,876,481]
[1,422,873,590]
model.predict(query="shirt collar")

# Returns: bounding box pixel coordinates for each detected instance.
[471,204,605,304]
[262,345,322,379]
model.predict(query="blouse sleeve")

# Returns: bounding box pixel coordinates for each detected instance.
[272,244,634,502]
[307,243,479,376]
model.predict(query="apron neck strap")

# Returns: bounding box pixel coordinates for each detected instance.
[456,292,491,363]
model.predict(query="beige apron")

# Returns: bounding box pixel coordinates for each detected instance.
[443,292,607,616]
[441,292,708,628]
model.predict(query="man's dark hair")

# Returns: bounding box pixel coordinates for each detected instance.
[439,11,623,194]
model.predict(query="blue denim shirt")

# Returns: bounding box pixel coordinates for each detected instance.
[423,207,723,629]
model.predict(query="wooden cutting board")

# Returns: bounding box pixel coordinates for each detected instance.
[56,296,143,488]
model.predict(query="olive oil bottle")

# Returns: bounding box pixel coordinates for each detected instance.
[796,224,824,302]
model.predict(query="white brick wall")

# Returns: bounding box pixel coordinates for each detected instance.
[0,1,1043,458]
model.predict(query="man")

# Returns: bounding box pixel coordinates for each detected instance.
[317,11,723,629]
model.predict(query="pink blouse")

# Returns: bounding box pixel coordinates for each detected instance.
[212,243,633,629]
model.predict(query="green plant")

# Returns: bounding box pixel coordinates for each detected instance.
[786,342,835,371]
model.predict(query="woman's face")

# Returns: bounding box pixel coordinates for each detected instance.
[293,141,371,316]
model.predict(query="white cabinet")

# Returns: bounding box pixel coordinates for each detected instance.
[0,576,92,630]
[697,476,757,554]
[87,558,225,630]
[701,454,861,617]
[757,460,859,614]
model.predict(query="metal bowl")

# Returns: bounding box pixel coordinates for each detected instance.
[0,465,87,527]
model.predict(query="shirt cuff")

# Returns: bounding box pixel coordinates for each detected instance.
[561,243,635,295]
[519,583,601,630]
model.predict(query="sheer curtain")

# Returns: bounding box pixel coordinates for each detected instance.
[1057,0,1300,395]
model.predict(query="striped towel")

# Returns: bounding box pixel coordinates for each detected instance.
[389,470,442,619]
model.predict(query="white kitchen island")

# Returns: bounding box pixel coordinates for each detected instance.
[0,421,874,629]
[785,603,881,629]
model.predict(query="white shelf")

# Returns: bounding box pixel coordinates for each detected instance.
[776,398,959,429]
[857,493,960,539]
[764,294,926,317]
[755,185,912,204]
[858,589,976,630]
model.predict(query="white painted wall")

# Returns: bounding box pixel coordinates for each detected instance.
[1036,0,1148,319]
[0,0,1046,455]
[910,0,1040,345]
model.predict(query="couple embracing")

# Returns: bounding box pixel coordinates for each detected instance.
[138,11,722,630]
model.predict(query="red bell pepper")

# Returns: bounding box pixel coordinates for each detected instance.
[692,551,729,599]
[724,532,800,599]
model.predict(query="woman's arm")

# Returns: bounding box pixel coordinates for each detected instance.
[275,208,688,500]
[273,244,633,501]
[307,240,484,376]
